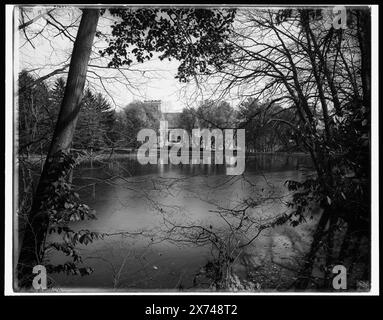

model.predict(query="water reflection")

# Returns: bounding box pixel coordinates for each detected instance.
[51,153,314,290]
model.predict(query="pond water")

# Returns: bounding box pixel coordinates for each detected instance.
[49,153,318,291]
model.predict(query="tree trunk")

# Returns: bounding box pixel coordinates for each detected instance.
[357,10,371,108]
[17,9,100,289]
[295,208,330,289]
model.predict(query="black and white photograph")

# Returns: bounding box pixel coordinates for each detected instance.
[4,4,379,295]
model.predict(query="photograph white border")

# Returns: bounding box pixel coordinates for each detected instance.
[4,4,379,296]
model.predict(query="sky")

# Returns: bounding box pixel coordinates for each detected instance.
[16,6,225,113]
[16,6,348,115]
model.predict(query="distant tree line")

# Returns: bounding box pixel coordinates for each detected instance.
[19,71,116,155]
[19,70,297,156]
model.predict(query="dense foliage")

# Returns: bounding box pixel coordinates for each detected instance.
[100,8,236,82]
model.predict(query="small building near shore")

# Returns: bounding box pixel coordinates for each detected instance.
[144,100,182,147]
